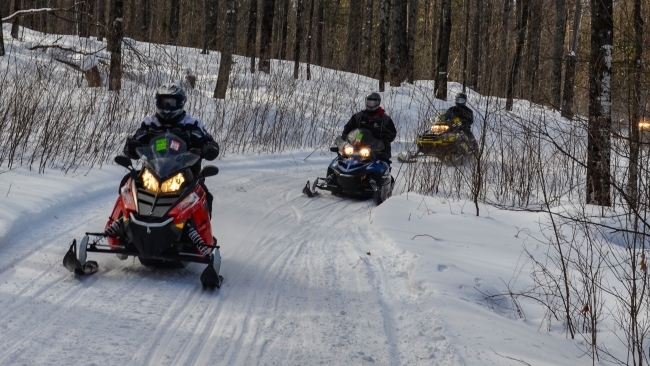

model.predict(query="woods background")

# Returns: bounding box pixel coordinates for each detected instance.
[2,0,647,121]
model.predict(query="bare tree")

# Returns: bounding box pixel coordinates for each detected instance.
[279,0,290,60]
[0,4,5,57]
[346,0,362,73]
[468,0,481,89]
[169,0,180,45]
[627,0,643,209]
[586,0,613,206]
[306,0,315,80]
[390,0,407,85]
[214,0,236,99]
[505,0,528,111]
[561,0,582,119]
[98,0,107,41]
[202,0,218,54]
[551,0,567,108]
[378,0,388,91]
[11,0,21,39]
[434,0,451,100]
[108,0,124,91]
[498,0,512,95]
[259,0,275,73]
[141,0,150,42]
[293,0,305,79]
[407,0,417,84]
[525,0,542,103]
[314,0,324,65]
[246,0,258,73]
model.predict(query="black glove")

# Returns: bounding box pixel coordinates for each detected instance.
[202,141,220,161]
[124,138,143,159]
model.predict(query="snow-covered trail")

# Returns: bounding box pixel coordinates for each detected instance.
[0,154,456,366]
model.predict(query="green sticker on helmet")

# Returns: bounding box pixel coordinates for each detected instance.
[356,132,364,140]
[155,139,167,151]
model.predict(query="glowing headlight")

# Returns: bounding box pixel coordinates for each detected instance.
[432,124,450,134]
[142,169,160,192]
[343,145,354,156]
[161,173,185,193]
[359,147,371,158]
[639,121,650,130]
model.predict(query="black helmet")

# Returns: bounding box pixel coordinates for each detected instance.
[455,93,467,106]
[155,83,186,123]
[365,92,381,112]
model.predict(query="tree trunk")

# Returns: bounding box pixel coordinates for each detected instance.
[379,0,388,91]
[586,0,613,206]
[306,0,315,80]
[390,0,408,85]
[468,0,481,89]
[169,0,180,45]
[98,0,107,41]
[293,0,305,79]
[435,0,451,100]
[108,0,124,91]
[525,0,542,103]
[626,0,642,209]
[246,0,258,72]
[346,0,363,73]
[561,0,581,119]
[11,0,21,40]
[461,0,469,91]
[76,0,89,37]
[214,0,236,99]
[202,0,218,54]
[141,0,150,42]
[407,0,417,83]
[314,0,324,66]
[505,0,528,111]
[259,0,276,73]
[326,0,342,68]
[279,0,290,59]
[498,0,512,95]
[551,0,567,108]
[0,4,5,57]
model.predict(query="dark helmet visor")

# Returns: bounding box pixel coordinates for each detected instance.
[156,96,181,109]
[366,99,380,109]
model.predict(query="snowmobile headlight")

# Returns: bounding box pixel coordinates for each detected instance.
[142,169,160,192]
[431,124,449,134]
[639,121,650,130]
[359,147,371,158]
[161,172,185,193]
[343,144,355,156]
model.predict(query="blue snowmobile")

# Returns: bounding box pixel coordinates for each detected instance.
[303,128,394,205]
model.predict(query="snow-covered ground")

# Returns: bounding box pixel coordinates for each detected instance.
[0,151,592,365]
[0,24,629,366]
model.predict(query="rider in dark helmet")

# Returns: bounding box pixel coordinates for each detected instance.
[121,83,220,215]
[444,92,477,152]
[341,92,397,163]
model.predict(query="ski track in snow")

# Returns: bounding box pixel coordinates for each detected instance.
[0,160,455,365]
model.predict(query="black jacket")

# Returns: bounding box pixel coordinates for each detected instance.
[342,108,397,156]
[444,105,473,130]
[124,112,220,174]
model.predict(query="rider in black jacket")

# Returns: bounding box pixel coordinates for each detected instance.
[341,92,397,163]
[443,92,477,152]
[121,83,220,214]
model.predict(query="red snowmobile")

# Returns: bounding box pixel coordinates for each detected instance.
[63,133,222,288]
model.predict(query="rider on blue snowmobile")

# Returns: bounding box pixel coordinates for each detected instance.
[341,92,397,164]
[121,83,220,215]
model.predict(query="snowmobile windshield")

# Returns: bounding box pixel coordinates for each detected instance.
[135,134,200,178]
[340,128,385,151]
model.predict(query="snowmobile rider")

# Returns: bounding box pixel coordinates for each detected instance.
[122,83,220,214]
[444,92,477,152]
[341,92,397,164]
